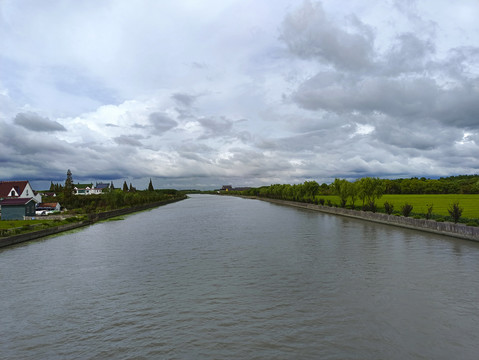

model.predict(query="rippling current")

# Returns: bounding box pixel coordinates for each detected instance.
[1,194,479,359]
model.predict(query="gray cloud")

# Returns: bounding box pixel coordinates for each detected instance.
[114,135,143,147]
[149,112,178,133]
[280,1,374,71]
[172,93,197,107]
[197,117,234,139]
[14,112,66,132]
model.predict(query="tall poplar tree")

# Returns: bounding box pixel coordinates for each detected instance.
[64,169,73,203]
[148,178,154,191]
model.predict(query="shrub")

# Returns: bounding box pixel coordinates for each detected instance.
[384,201,394,215]
[326,200,332,207]
[425,204,433,220]
[401,203,413,217]
[319,198,325,205]
[447,202,463,224]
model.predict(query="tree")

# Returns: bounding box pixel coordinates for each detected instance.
[333,178,349,208]
[357,177,384,209]
[123,181,128,192]
[49,181,55,192]
[64,169,74,202]
[148,178,154,192]
[448,202,463,223]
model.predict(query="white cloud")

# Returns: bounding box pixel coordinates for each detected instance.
[1,0,479,189]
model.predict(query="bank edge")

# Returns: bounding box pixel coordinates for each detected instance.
[0,196,187,249]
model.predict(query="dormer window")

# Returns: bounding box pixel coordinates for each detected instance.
[10,190,15,196]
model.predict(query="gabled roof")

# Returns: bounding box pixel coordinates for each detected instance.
[38,202,59,208]
[74,183,93,189]
[0,181,29,197]
[0,197,36,206]
[95,183,110,189]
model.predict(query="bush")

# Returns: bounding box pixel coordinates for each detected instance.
[401,203,413,217]
[425,204,433,220]
[447,202,463,223]
[384,201,394,215]
[319,198,325,205]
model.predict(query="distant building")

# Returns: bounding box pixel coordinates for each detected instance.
[36,202,61,215]
[74,182,111,195]
[0,198,37,220]
[221,185,233,192]
[0,180,42,203]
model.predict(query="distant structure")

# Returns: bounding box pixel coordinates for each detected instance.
[74,182,111,195]
[218,185,251,193]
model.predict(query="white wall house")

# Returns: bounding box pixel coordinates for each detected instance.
[0,180,42,203]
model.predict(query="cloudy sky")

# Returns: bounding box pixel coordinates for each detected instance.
[1,0,479,190]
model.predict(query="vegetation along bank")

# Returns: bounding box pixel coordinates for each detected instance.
[225,175,479,242]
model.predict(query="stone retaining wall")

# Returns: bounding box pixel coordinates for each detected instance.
[255,197,479,242]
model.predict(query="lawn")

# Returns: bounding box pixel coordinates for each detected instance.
[316,194,479,219]
[0,219,52,229]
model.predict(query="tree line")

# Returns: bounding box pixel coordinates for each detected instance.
[45,170,183,213]
[240,177,471,223]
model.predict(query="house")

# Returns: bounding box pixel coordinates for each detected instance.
[0,198,37,220]
[0,180,42,203]
[74,182,110,195]
[94,182,111,193]
[221,185,233,192]
[36,202,61,215]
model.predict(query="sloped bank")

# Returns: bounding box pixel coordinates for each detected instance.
[0,196,186,249]
[249,197,479,242]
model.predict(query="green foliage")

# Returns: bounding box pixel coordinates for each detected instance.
[447,202,463,223]
[401,203,414,217]
[384,201,394,215]
[148,178,154,191]
[63,169,73,202]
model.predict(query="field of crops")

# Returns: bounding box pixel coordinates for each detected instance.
[316,194,479,219]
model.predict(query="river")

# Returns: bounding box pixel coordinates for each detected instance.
[1,194,479,359]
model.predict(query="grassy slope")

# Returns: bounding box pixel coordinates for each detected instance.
[316,194,479,218]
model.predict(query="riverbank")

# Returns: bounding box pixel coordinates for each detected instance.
[244,196,479,242]
[0,196,186,249]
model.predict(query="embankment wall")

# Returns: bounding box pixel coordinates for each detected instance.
[253,197,479,242]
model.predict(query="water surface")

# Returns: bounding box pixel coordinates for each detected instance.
[1,194,479,359]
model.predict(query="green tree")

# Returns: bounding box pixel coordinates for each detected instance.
[333,178,349,207]
[358,177,384,209]
[123,181,128,192]
[148,178,154,191]
[64,169,74,203]
[448,202,463,223]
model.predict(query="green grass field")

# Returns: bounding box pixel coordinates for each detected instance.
[316,194,479,219]
[0,219,51,229]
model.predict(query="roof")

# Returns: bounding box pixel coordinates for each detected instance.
[74,183,93,189]
[95,183,110,189]
[0,181,29,197]
[0,197,36,206]
[38,202,59,208]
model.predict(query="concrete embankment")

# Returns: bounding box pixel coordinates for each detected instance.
[248,197,479,242]
[0,196,186,249]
